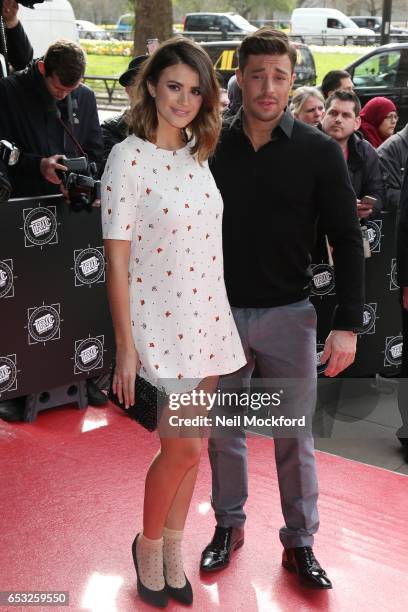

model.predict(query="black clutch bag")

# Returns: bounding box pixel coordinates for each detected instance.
[108,362,167,432]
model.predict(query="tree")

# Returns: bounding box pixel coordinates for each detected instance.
[225,0,296,19]
[70,0,130,24]
[364,0,382,15]
[134,0,173,54]
[174,0,296,20]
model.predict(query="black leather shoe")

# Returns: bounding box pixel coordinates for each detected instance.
[86,379,108,407]
[0,397,24,422]
[200,526,244,572]
[131,534,168,608]
[282,546,332,589]
[165,573,193,605]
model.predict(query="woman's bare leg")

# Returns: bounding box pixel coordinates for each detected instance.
[142,375,218,539]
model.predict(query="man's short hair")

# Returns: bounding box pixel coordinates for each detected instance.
[321,70,351,98]
[325,90,361,116]
[238,27,297,73]
[43,40,86,86]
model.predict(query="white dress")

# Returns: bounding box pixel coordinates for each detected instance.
[101,134,246,393]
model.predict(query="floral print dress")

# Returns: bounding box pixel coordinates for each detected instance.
[102,134,246,393]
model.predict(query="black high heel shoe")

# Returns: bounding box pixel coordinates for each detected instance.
[164,569,193,605]
[132,534,168,608]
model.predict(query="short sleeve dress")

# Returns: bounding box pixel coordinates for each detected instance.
[101,134,246,393]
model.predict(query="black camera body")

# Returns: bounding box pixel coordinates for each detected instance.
[57,156,101,212]
[0,140,20,201]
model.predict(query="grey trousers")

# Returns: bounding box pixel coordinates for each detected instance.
[208,299,320,548]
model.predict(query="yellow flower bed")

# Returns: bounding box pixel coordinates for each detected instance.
[80,40,133,56]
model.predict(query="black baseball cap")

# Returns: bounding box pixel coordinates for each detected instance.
[119,55,148,87]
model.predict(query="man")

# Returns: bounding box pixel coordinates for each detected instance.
[201,28,364,590]
[0,39,103,199]
[101,54,147,171]
[1,0,33,73]
[378,122,408,213]
[321,69,354,99]
[0,39,105,420]
[322,90,385,218]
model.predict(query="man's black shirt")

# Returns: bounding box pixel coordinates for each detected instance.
[209,108,364,331]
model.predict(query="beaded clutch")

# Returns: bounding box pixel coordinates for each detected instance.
[108,362,167,432]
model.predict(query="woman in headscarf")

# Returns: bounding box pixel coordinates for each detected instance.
[360,96,399,148]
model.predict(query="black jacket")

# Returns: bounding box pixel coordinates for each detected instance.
[347,132,385,217]
[6,21,33,71]
[378,125,408,212]
[0,60,103,197]
[101,110,129,174]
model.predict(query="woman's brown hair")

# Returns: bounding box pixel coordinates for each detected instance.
[129,37,221,163]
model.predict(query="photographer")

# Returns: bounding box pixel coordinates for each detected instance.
[1,0,33,72]
[0,39,103,199]
[0,39,106,421]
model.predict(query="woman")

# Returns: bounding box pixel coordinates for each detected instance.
[101,38,246,608]
[360,96,399,148]
[289,86,325,127]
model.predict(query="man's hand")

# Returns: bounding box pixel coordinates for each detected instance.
[403,287,408,311]
[2,0,19,29]
[40,154,67,185]
[320,330,357,377]
[356,198,373,219]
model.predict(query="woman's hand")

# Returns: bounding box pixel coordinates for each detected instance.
[113,346,140,409]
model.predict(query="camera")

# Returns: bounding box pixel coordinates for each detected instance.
[57,156,101,212]
[0,140,20,201]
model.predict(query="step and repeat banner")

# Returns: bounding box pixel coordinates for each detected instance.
[311,212,401,377]
[0,200,402,404]
[0,195,115,401]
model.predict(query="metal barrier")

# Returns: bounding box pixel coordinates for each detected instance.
[83,75,126,109]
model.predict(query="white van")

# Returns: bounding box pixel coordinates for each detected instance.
[18,0,78,58]
[291,8,375,45]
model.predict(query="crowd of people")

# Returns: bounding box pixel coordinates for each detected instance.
[1,4,408,608]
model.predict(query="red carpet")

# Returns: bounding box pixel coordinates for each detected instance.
[1,403,408,611]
